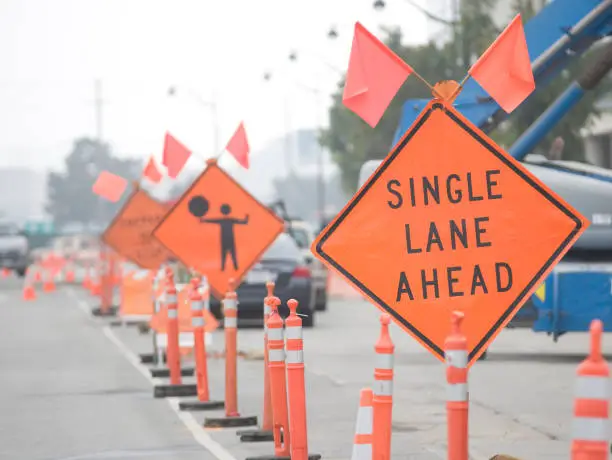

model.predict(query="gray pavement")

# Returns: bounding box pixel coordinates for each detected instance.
[1,276,609,460]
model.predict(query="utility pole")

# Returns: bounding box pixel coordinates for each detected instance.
[94,79,103,142]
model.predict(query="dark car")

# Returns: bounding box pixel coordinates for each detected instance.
[208,232,316,327]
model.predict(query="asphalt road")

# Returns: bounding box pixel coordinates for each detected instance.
[1,275,610,459]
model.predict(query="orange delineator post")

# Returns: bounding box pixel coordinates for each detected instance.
[373,314,394,460]
[203,280,257,428]
[22,268,36,301]
[237,281,275,442]
[445,311,469,460]
[285,299,310,460]
[351,388,374,460]
[571,319,610,460]
[267,296,291,456]
[43,267,55,293]
[165,270,182,386]
[177,278,224,411]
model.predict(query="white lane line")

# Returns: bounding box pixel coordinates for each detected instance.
[66,288,237,460]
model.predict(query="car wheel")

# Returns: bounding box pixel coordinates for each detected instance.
[315,289,327,311]
[16,268,26,278]
[302,310,315,328]
[478,350,488,361]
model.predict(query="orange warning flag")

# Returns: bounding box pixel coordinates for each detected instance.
[152,159,284,298]
[92,171,128,202]
[143,156,163,183]
[342,21,413,128]
[225,122,250,169]
[468,13,535,113]
[162,132,191,178]
[102,187,172,270]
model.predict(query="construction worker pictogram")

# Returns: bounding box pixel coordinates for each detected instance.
[102,184,172,270]
[152,158,285,298]
[312,98,589,366]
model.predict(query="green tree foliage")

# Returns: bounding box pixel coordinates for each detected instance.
[45,137,141,228]
[320,0,609,194]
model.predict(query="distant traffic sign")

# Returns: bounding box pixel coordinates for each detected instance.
[24,220,54,235]
[312,100,588,366]
[102,186,172,270]
[152,159,285,298]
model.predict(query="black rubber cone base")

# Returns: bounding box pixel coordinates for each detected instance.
[179,399,225,411]
[237,429,274,442]
[139,353,155,364]
[204,414,258,428]
[91,306,118,317]
[153,383,197,398]
[245,454,321,460]
[150,367,194,378]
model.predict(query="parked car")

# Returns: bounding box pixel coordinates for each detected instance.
[0,220,30,277]
[284,220,328,311]
[208,232,317,327]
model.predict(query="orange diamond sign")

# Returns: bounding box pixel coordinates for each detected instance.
[312,100,589,366]
[102,187,172,270]
[152,159,285,298]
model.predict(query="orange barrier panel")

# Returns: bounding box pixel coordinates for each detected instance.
[571,319,609,460]
[445,312,468,460]
[373,314,394,460]
[237,281,276,442]
[351,388,374,460]
[119,270,154,319]
[204,281,258,428]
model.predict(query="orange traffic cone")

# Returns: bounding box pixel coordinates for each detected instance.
[22,269,36,301]
[43,269,55,293]
[1,267,10,278]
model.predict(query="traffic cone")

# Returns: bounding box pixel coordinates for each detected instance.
[1,267,10,278]
[43,269,55,292]
[22,269,36,301]
[351,388,374,460]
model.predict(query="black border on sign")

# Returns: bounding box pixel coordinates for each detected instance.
[314,102,584,363]
[150,161,285,299]
[101,187,171,270]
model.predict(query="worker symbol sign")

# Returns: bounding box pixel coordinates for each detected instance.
[152,160,285,298]
[311,100,589,367]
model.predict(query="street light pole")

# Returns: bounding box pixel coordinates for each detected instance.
[167,85,220,155]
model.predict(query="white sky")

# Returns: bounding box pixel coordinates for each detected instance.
[0,0,441,173]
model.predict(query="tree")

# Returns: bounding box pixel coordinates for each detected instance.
[321,0,610,194]
[45,137,141,229]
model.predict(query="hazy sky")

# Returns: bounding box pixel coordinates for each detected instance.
[0,0,442,173]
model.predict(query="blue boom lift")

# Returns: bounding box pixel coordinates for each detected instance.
[359,0,612,347]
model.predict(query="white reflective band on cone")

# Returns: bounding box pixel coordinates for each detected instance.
[445,349,468,368]
[446,383,468,402]
[285,326,302,340]
[351,443,372,460]
[192,317,205,327]
[268,328,283,341]
[373,379,393,396]
[223,299,237,310]
[575,376,610,399]
[355,406,373,435]
[376,352,394,370]
[165,294,177,304]
[572,417,609,441]
[191,300,203,311]
[286,349,304,364]
[224,317,237,328]
[269,348,285,362]
[167,309,178,319]
[264,305,271,315]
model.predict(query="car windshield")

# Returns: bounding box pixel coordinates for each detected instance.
[288,228,310,249]
[0,223,20,236]
[262,233,302,261]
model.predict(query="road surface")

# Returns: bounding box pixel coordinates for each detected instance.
[1,274,607,459]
